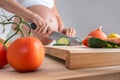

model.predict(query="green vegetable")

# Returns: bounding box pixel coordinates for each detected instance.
[88,37,107,48]
[88,37,120,48]
[106,41,120,48]
[55,36,70,46]
[54,36,82,46]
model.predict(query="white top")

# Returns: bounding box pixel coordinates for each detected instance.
[15,0,54,9]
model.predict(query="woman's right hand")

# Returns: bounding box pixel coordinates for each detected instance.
[31,13,53,35]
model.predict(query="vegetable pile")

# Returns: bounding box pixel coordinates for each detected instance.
[82,26,120,48]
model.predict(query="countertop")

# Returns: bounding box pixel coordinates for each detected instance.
[1,55,120,80]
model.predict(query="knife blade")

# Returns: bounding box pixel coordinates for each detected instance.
[49,31,80,46]
[30,23,80,46]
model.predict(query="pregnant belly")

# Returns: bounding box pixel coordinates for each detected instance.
[27,5,58,31]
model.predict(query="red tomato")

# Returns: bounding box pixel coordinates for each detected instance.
[7,37,45,72]
[82,37,88,47]
[0,43,7,68]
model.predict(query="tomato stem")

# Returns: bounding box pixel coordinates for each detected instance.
[4,29,19,46]
[0,15,32,46]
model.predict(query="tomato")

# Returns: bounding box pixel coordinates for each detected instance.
[0,43,7,68]
[7,37,45,72]
[82,37,88,47]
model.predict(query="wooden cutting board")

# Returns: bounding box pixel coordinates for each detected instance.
[45,46,120,69]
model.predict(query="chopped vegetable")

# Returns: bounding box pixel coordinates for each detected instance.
[54,36,82,46]
[56,36,70,46]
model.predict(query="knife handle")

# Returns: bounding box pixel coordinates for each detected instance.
[30,23,36,30]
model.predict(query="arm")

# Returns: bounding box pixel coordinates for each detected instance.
[0,0,47,34]
[52,1,65,32]
[52,1,76,37]
[0,0,34,22]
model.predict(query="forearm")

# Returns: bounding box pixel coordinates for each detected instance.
[56,15,65,32]
[53,1,65,32]
[0,0,34,22]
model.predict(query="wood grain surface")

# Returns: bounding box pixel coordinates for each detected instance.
[45,46,120,69]
[1,55,120,80]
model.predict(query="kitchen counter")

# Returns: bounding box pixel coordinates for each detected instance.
[1,55,120,80]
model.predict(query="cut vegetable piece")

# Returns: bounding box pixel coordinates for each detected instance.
[56,36,70,46]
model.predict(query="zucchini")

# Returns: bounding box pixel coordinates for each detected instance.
[88,37,107,48]
[55,36,70,46]
[88,37,120,48]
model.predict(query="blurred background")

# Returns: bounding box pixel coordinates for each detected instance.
[0,0,120,40]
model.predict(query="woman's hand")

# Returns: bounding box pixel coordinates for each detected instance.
[62,28,76,37]
[31,13,53,35]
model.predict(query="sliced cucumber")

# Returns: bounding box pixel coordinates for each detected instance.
[56,36,70,46]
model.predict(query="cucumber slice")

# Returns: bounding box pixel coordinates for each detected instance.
[56,36,70,46]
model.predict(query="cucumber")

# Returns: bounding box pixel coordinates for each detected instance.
[55,36,70,46]
[54,36,82,46]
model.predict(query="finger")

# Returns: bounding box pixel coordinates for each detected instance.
[69,28,73,37]
[35,26,44,33]
[41,23,48,34]
[70,28,75,37]
[46,26,53,36]
[66,28,71,37]
[66,29,69,37]
[35,20,46,32]
[72,28,76,37]
[35,22,47,33]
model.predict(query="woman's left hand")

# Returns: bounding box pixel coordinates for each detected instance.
[62,28,76,37]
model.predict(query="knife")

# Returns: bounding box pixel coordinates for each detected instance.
[48,31,80,46]
[30,23,80,46]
